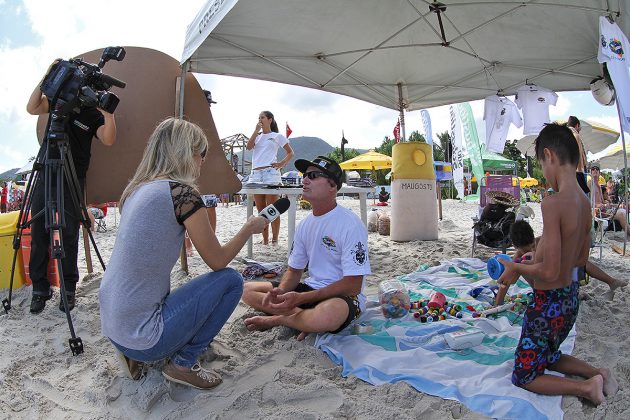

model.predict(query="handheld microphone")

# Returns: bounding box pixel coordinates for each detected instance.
[259,197,290,222]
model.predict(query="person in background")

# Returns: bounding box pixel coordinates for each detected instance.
[99,118,268,389]
[87,203,108,232]
[247,111,294,245]
[591,165,630,238]
[606,178,618,204]
[0,182,7,213]
[378,187,390,203]
[567,116,589,194]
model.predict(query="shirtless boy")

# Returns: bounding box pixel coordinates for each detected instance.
[497,124,617,405]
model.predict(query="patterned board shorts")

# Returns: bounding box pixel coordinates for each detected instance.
[512,280,579,386]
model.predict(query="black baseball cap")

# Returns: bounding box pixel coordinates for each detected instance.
[295,156,343,190]
[590,164,600,171]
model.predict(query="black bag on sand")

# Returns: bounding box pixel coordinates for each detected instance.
[474,204,515,248]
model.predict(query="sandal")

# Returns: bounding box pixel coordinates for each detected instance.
[114,349,146,380]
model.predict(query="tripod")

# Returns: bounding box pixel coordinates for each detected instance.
[2,99,107,356]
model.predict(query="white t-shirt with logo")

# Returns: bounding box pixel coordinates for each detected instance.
[483,95,523,153]
[515,85,558,135]
[598,16,630,130]
[252,132,288,169]
[288,204,371,310]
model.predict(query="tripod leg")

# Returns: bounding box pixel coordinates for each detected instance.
[62,147,107,271]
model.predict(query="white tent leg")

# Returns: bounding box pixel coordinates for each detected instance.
[615,96,628,255]
[178,61,189,118]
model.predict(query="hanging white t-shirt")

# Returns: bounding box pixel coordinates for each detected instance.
[598,16,630,131]
[288,204,371,310]
[515,84,558,135]
[251,132,289,169]
[483,95,523,153]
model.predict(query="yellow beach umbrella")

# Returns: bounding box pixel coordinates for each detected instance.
[521,177,538,187]
[586,174,606,186]
[339,150,392,170]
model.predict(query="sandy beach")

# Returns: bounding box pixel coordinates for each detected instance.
[1,198,629,419]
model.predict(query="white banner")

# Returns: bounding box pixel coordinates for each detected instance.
[420,109,433,147]
[450,105,465,199]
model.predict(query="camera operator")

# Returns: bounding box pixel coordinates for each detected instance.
[26,60,117,314]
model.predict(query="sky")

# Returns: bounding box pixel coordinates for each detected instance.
[0,0,625,174]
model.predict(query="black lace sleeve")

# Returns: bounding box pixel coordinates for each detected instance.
[169,182,205,225]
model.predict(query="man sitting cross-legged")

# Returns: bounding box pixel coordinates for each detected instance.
[243,156,371,340]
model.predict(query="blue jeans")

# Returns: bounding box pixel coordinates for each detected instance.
[111,268,243,368]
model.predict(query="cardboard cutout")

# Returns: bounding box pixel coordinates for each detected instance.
[36,47,239,204]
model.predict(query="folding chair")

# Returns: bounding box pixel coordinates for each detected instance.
[89,206,108,233]
[592,202,624,260]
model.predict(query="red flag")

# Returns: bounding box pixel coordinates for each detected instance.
[286,122,293,138]
[393,119,401,143]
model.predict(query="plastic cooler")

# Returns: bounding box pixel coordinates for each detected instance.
[20,217,60,288]
[0,211,26,289]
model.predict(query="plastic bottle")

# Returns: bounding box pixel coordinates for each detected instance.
[487,254,512,280]
[378,279,410,318]
[367,209,379,232]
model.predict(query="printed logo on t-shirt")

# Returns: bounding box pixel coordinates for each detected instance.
[352,242,367,265]
[322,236,336,250]
[72,120,90,131]
[537,97,546,103]
[601,35,625,59]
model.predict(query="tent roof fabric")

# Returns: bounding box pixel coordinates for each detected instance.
[464,150,516,171]
[182,0,628,111]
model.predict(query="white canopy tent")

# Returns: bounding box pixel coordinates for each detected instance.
[180,0,630,252]
[182,1,628,128]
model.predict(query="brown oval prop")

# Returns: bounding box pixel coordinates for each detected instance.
[36,47,239,204]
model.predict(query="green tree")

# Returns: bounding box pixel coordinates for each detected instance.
[433,131,451,162]
[407,130,426,143]
[501,140,527,177]
[374,136,395,157]
[327,147,361,164]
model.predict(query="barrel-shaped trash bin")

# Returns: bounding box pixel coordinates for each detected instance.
[390,142,439,241]
[0,211,26,289]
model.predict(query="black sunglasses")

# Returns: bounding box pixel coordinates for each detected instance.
[200,148,207,159]
[304,171,331,180]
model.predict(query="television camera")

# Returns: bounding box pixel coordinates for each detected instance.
[40,46,127,119]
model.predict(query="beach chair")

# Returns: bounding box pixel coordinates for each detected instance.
[471,175,520,257]
[89,206,108,233]
[592,202,625,260]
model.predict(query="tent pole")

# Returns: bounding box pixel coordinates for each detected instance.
[397,83,406,141]
[615,96,628,255]
[178,61,189,119]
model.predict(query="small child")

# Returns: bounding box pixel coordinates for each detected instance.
[495,222,627,305]
[496,124,617,405]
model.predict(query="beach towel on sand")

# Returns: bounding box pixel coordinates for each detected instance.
[316,258,575,420]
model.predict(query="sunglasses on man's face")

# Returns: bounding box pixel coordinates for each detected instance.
[200,148,207,160]
[304,171,331,181]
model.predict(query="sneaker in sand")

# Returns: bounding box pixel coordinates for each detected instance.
[162,362,222,390]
